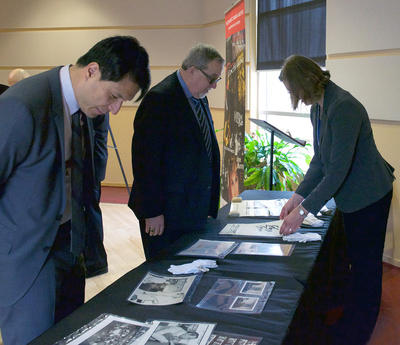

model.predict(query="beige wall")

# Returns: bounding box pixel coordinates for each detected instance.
[371,122,400,266]
[1,0,400,264]
[0,0,238,187]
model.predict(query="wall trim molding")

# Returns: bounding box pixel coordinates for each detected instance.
[0,20,225,33]
[0,13,251,33]
[328,48,400,60]
[371,119,400,125]
[383,254,400,268]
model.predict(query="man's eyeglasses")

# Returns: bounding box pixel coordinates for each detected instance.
[197,68,222,85]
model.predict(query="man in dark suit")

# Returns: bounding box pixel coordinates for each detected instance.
[0,36,150,345]
[84,114,109,278]
[129,43,224,261]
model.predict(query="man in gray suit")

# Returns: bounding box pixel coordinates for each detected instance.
[0,36,150,345]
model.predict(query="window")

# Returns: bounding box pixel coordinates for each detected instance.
[255,69,312,172]
[252,0,327,171]
[257,0,326,70]
[257,69,312,144]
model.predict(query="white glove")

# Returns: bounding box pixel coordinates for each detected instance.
[282,232,322,243]
[303,213,324,227]
[168,259,218,275]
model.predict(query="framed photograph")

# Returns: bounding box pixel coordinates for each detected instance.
[144,321,215,345]
[53,314,159,345]
[219,220,283,238]
[207,331,262,345]
[232,242,294,256]
[176,239,238,259]
[128,272,199,306]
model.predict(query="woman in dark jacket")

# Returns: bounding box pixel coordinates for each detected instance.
[279,55,394,345]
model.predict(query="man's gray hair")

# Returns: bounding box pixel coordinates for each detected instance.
[181,43,224,70]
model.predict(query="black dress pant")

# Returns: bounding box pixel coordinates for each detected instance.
[83,183,108,275]
[331,190,392,345]
[52,221,86,323]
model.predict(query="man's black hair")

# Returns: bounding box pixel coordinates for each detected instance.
[77,36,150,100]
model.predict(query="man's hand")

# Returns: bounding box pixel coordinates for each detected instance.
[280,193,304,219]
[145,215,165,236]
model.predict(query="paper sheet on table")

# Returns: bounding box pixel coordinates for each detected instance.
[228,199,288,217]
[219,220,283,238]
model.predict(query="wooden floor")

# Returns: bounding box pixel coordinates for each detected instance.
[85,202,145,301]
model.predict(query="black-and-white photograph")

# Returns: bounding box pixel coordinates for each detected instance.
[177,239,238,259]
[206,332,263,345]
[54,314,158,345]
[78,321,145,345]
[229,296,258,311]
[128,272,198,306]
[240,281,267,295]
[144,321,215,345]
[232,242,294,256]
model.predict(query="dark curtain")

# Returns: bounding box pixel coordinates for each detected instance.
[257,0,326,70]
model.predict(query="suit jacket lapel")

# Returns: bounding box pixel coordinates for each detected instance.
[48,67,67,211]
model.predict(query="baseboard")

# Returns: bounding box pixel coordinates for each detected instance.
[101,182,128,188]
[383,254,400,268]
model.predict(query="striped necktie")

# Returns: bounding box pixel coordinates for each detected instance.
[70,110,87,256]
[191,97,212,161]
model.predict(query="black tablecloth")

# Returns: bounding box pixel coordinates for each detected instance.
[30,190,346,345]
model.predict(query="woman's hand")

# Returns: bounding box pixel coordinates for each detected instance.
[280,193,304,219]
[280,206,305,235]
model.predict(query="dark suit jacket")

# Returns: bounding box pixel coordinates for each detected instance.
[297,81,394,214]
[129,72,220,230]
[0,84,8,95]
[0,68,98,306]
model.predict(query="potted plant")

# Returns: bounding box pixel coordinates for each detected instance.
[244,130,311,191]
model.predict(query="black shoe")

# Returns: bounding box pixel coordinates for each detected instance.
[85,266,108,278]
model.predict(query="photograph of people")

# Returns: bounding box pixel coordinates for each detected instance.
[278,55,395,345]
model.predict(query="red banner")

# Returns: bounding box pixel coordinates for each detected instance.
[221,0,246,203]
[225,0,245,39]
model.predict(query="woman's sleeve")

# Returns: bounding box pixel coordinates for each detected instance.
[301,99,363,214]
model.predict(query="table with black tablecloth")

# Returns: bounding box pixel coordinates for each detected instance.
[30,190,348,345]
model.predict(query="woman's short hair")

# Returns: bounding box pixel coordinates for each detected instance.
[279,55,330,109]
